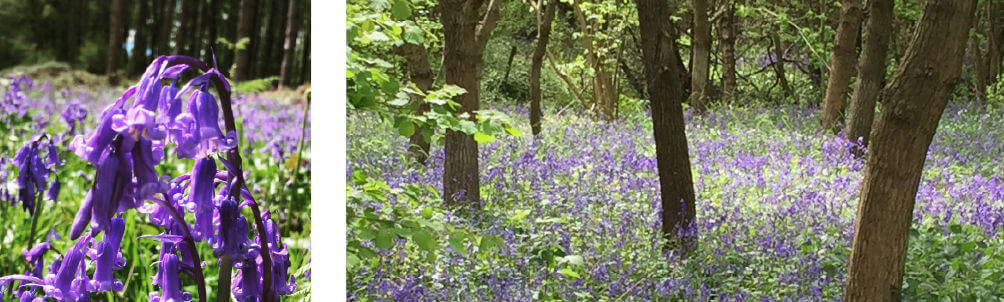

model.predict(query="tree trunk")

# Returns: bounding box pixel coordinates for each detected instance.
[970,34,989,101]
[207,0,220,63]
[280,0,300,87]
[193,0,206,58]
[844,0,893,152]
[270,0,289,76]
[129,0,150,75]
[572,1,616,121]
[769,31,793,97]
[106,0,126,74]
[689,0,710,112]
[501,45,518,84]
[399,42,434,164]
[530,0,556,136]
[716,0,738,103]
[158,0,175,56]
[441,0,502,206]
[821,0,864,132]
[299,17,311,85]
[634,0,697,252]
[843,1,977,301]
[175,0,190,55]
[236,0,257,81]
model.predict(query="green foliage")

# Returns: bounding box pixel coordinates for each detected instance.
[233,76,280,94]
[346,170,499,274]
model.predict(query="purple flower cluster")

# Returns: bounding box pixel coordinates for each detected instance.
[2,56,297,302]
[347,103,1004,300]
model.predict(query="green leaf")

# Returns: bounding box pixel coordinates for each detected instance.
[558,268,580,279]
[375,232,395,250]
[413,229,436,251]
[449,231,468,257]
[473,132,494,143]
[504,125,522,137]
[352,170,368,185]
[403,23,424,44]
[390,0,412,20]
[420,207,433,219]
[397,119,416,137]
[949,224,963,234]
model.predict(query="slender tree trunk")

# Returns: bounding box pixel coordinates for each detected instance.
[193,0,206,58]
[845,0,893,152]
[843,1,977,300]
[530,0,556,136]
[634,0,697,252]
[821,0,864,132]
[299,17,311,84]
[280,0,300,87]
[689,0,710,113]
[106,0,126,74]
[236,0,257,81]
[970,34,989,101]
[769,31,793,97]
[249,0,264,78]
[572,1,616,120]
[400,43,434,163]
[158,0,175,56]
[129,0,150,75]
[501,45,518,84]
[270,0,289,76]
[207,0,220,63]
[441,0,502,206]
[716,0,737,103]
[175,0,190,55]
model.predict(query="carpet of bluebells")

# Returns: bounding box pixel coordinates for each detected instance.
[0,73,311,301]
[347,102,1004,301]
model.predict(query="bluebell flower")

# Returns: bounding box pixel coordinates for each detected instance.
[13,141,48,213]
[149,253,192,302]
[87,216,126,292]
[188,156,217,241]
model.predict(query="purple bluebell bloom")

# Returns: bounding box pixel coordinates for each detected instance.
[149,253,192,302]
[188,156,217,241]
[13,142,48,213]
[87,216,126,292]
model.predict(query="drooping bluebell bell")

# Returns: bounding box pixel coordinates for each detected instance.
[187,156,217,241]
[231,253,262,302]
[69,152,118,239]
[87,216,126,292]
[258,210,296,297]
[0,233,92,301]
[213,198,253,263]
[13,141,49,213]
[148,253,192,302]
[22,241,52,279]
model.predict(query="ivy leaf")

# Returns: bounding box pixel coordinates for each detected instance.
[449,231,468,257]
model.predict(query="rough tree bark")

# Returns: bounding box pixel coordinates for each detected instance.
[441,0,503,206]
[716,0,738,103]
[843,1,976,300]
[689,0,710,113]
[634,0,697,252]
[530,0,556,136]
[820,0,864,132]
[845,0,893,151]
[236,0,258,81]
[280,0,300,87]
[106,0,126,74]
